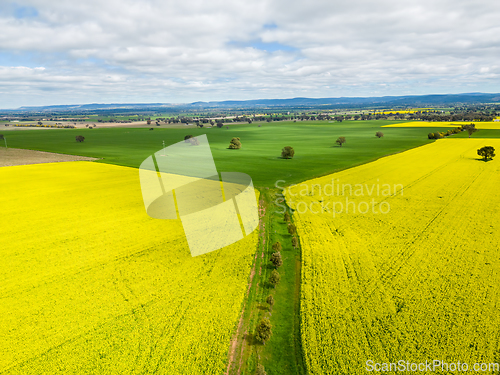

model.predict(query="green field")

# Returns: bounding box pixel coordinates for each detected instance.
[3,120,443,187]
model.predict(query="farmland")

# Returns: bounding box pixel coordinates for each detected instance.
[0,162,258,374]
[2,118,500,374]
[285,138,500,374]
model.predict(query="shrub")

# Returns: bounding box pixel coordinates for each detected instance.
[255,318,272,344]
[184,135,193,142]
[292,236,299,248]
[270,252,283,268]
[375,131,384,138]
[228,137,242,149]
[272,242,282,252]
[269,270,281,288]
[256,363,267,375]
[75,135,85,142]
[336,136,346,146]
[266,295,274,310]
[284,211,290,222]
[287,223,297,235]
[281,146,295,159]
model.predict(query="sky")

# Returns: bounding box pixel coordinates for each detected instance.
[0,0,499,108]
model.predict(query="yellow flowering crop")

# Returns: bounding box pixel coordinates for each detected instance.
[285,139,500,374]
[0,162,258,374]
[383,120,500,129]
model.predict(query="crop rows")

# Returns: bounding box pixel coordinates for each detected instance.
[0,162,258,374]
[286,139,500,374]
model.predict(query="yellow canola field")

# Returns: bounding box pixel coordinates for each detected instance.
[0,162,258,374]
[285,139,500,375]
[383,120,500,129]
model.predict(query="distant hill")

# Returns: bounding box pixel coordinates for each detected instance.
[11,93,500,112]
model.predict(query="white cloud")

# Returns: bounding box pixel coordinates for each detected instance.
[0,0,499,107]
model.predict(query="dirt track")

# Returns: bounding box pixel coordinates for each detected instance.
[0,148,97,167]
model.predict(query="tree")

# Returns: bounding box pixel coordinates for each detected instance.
[284,211,290,222]
[287,223,296,235]
[292,236,299,248]
[281,146,295,159]
[336,136,346,147]
[272,241,282,252]
[75,135,85,142]
[255,318,272,344]
[216,121,224,128]
[266,295,274,311]
[184,135,193,142]
[270,252,283,268]
[229,137,242,149]
[189,137,200,146]
[477,146,495,161]
[37,121,42,125]
[147,120,151,125]
[463,123,478,138]
[375,131,384,138]
[0,134,3,140]
[256,364,267,375]
[269,269,280,288]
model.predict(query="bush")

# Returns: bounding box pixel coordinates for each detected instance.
[184,135,193,142]
[269,269,281,288]
[292,236,299,248]
[287,223,297,235]
[266,295,274,310]
[270,252,283,268]
[75,135,85,142]
[272,241,282,252]
[336,136,346,146]
[149,128,154,130]
[228,137,242,149]
[281,146,295,159]
[0,134,3,140]
[284,211,290,222]
[375,131,384,138]
[255,318,272,344]
[256,364,267,375]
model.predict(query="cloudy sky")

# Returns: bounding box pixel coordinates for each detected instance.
[0,0,499,108]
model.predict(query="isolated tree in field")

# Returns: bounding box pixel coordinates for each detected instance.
[255,318,272,344]
[228,137,241,149]
[463,123,477,138]
[266,295,274,311]
[256,363,267,375]
[272,241,282,252]
[184,135,193,142]
[336,136,346,147]
[269,269,281,288]
[75,135,85,143]
[292,236,298,248]
[281,146,295,159]
[189,137,200,146]
[477,146,495,161]
[147,120,151,125]
[270,252,283,268]
[216,121,224,128]
[375,131,384,138]
[287,223,296,235]
[284,211,290,222]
